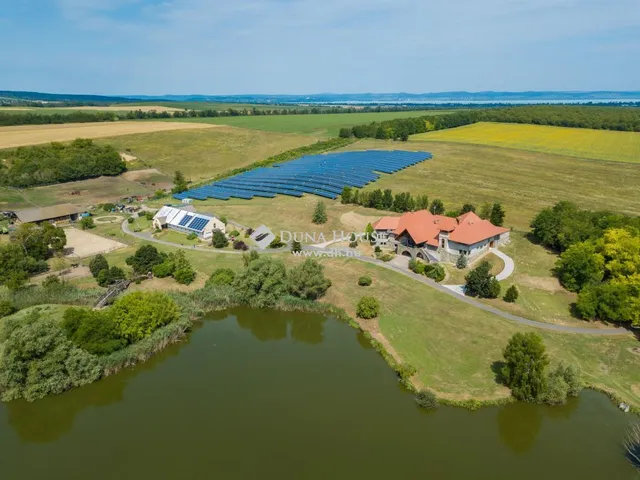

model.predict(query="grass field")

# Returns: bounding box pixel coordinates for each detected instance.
[0,175,155,210]
[98,126,320,181]
[319,256,640,405]
[176,139,640,233]
[0,121,218,149]
[411,122,640,163]
[339,140,640,230]
[158,110,456,136]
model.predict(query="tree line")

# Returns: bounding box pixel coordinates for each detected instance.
[339,105,640,140]
[530,201,640,325]
[0,104,461,127]
[0,138,127,188]
[340,186,506,225]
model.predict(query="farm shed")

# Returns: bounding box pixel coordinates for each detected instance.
[15,204,85,225]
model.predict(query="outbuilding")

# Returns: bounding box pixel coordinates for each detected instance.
[14,203,85,225]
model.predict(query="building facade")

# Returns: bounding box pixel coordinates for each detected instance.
[374,210,509,263]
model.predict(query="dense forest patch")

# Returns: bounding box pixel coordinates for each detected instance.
[0,138,126,188]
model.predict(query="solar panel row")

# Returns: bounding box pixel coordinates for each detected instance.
[174,150,432,202]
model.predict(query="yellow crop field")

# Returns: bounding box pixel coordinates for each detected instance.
[410,122,640,163]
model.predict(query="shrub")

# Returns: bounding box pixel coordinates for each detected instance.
[374,246,381,254]
[126,245,165,274]
[356,296,380,319]
[501,332,549,402]
[233,256,288,308]
[42,275,61,288]
[312,200,327,224]
[80,216,95,230]
[358,275,372,286]
[288,259,332,300]
[456,254,468,269]
[415,390,438,409]
[0,300,16,318]
[268,236,285,249]
[0,309,101,402]
[396,362,417,380]
[62,307,127,355]
[424,263,445,282]
[206,268,236,287]
[152,261,175,278]
[378,253,394,262]
[542,363,582,405]
[503,285,519,303]
[186,232,197,241]
[89,254,109,278]
[465,260,500,298]
[229,230,240,237]
[102,203,116,212]
[109,292,180,343]
[174,268,196,285]
[246,227,254,236]
[212,230,229,248]
[144,211,154,221]
[233,240,248,251]
[219,216,228,225]
[291,240,302,253]
[96,266,125,287]
[127,216,134,224]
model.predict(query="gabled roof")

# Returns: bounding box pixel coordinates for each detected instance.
[375,209,509,247]
[16,204,83,223]
[154,206,217,233]
[373,216,400,231]
[449,211,509,245]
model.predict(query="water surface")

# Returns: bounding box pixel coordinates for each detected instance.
[0,308,634,479]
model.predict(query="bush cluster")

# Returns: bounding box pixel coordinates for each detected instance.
[501,332,583,405]
[356,296,380,319]
[358,276,372,286]
[408,259,445,282]
[531,202,640,325]
[464,261,500,298]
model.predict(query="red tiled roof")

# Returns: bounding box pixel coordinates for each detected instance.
[373,216,400,231]
[375,209,508,247]
[449,212,509,245]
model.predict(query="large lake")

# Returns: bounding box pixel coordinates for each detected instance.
[0,308,635,479]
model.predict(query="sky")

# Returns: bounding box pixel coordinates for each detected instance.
[0,0,639,95]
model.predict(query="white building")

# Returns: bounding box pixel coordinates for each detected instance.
[152,206,225,240]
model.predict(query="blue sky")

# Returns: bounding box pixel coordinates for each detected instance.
[1,0,639,95]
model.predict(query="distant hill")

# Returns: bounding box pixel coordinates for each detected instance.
[1,90,639,106]
[0,90,136,105]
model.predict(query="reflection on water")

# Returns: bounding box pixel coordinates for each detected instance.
[0,308,634,479]
[232,308,326,344]
[4,324,194,443]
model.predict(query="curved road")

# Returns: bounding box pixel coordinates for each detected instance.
[121,220,627,336]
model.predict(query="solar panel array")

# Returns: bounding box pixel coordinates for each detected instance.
[174,150,432,202]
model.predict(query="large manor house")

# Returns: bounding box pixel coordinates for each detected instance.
[374,210,510,263]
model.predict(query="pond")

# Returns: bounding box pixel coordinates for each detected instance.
[0,308,635,479]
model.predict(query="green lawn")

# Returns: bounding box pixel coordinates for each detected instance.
[157,110,457,136]
[318,256,640,406]
[411,122,640,164]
